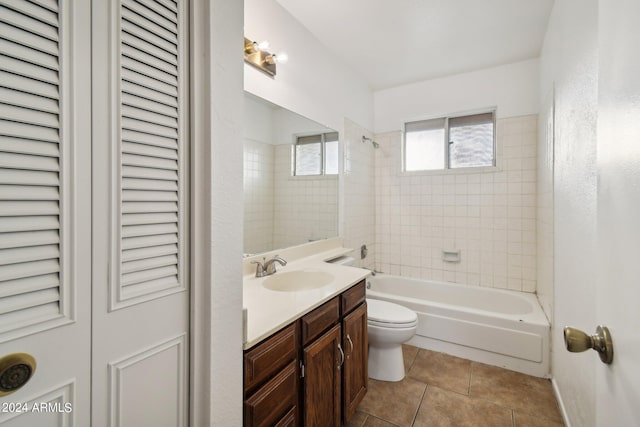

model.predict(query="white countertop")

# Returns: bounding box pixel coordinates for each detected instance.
[242,246,370,349]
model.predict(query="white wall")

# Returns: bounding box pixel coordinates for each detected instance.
[538,1,599,426]
[374,59,539,133]
[191,0,244,425]
[244,0,373,133]
[342,119,376,269]
[536,90,554,324]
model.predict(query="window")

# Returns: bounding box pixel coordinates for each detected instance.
[404,111,495,172]
[294,132,339,176]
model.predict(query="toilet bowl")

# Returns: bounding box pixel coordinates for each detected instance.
[366,298,417,382]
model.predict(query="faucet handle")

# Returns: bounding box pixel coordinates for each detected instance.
[264,255,287,275]
[251,258,266,278]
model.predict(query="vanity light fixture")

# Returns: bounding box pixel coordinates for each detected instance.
[244,37,287,77]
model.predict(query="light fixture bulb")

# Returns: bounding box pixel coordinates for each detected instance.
[276,52,288,63]
[257,40,270,51]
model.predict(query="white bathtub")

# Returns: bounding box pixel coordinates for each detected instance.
[367,275,550,378]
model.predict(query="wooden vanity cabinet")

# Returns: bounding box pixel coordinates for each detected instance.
[342,302,368,420]
[301,297,340,346]
[340,280,368,422]
[243,279,368,427]
[244,323,300,427]
[302,323,342,427]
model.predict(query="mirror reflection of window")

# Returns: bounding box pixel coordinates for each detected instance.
[324,132,339,175]
[294,132,339,176]
[294,135,322,175]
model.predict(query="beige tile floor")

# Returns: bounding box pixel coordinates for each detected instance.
[348,345,564,427]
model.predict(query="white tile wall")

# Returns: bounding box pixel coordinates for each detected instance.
[343,119,376,269]
[272,145,338,249]
[243,139,275,254]
[374,115,538,292]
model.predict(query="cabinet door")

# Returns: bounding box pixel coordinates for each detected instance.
[343,302,368,421]
[303,324,342,427]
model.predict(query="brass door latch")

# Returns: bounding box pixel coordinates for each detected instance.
[564,325,614,364]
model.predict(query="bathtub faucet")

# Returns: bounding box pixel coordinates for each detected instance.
[363,268,378,277]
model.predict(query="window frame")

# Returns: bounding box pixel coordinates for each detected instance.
[292,131,339,177]
[402,109,497,173]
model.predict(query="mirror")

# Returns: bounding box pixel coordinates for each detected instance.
[243,92,339,256]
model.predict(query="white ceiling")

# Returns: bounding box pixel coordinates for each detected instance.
[276,0,554,90]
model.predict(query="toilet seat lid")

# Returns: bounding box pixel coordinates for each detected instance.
[367,298,417,325]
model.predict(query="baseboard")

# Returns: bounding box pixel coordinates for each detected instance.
[551,377,572,427]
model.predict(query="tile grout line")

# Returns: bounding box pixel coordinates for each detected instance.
[410,383,429,427]
[376,346,564,426]
[406,347,419,373]
[367,412,402,427]
[467,363,564,425]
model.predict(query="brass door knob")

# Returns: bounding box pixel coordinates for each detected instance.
[0,353,37,396]
[564,325,614,364]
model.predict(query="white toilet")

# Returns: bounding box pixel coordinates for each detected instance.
[366,298,418,382]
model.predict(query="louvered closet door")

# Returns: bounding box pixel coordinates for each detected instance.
[0,0,92,426]
[91,0,189,426]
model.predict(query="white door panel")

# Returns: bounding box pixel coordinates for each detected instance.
[1,380,73,427]
[0,0,91,425]
[91,0,190,425]
[1,1,190,425]
[596,0,640,424]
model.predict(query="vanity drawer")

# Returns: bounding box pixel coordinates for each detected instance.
[244,322,298,394]
[341,280,366,316]
[245,361,298,427]
[301,297,340,346]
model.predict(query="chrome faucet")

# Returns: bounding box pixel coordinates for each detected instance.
[252,255,287,278]
[264,255,287,275]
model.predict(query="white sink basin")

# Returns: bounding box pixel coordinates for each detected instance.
[262,270,334,292]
